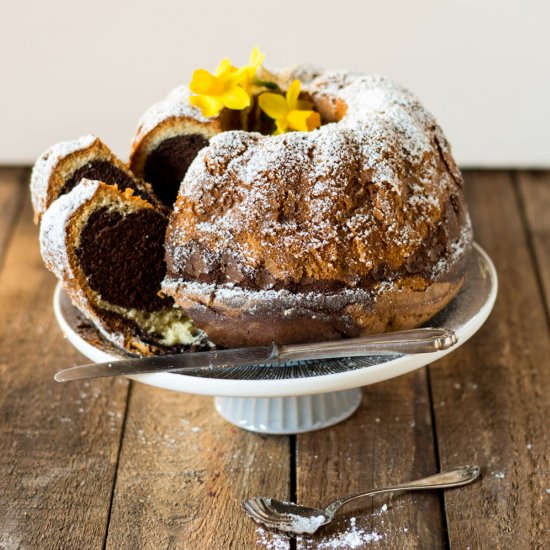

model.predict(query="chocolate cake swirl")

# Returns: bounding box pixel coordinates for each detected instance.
[39,179,209,355]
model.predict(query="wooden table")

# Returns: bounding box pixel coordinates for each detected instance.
[1,168,549,549]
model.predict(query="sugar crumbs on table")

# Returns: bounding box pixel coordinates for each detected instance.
[255,514,388,549]
[313,517,383,549]
[255,527,289,550]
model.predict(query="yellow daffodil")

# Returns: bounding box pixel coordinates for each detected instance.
[189,47,266,118]
[259,80,321,134]
[189,58,250,117]
[241,46,265,91]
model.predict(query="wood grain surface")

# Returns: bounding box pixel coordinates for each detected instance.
[104,386,290,549]
[517,171,550,312]
[295,369,444,549]
[0,168,25,262]
[0,187,130,549]
[0,169,549,549]
[428,171,550,549]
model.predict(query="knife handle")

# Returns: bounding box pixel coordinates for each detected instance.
[277,328,457,363]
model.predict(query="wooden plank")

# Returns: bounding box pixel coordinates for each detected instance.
[0,190,130,549]
[0,167,26,262]
[428,171,550,549]
[295,370,444,549]
[517,170,550,313]
[105,386,290,549]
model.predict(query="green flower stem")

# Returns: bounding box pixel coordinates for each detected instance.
[253,78,281,92]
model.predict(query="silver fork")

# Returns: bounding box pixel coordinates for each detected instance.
[242,465,480,535]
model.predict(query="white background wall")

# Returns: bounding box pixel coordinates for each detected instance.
[0,0,547,166]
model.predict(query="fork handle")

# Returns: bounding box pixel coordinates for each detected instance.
[277,328,457,363]
[324,466,480,516]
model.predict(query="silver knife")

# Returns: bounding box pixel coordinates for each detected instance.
[54,327,457,382]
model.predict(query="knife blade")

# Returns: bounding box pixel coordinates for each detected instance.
[54,327,457,382]
[55,345,278,382]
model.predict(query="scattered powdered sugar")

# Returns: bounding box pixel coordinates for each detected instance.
[314,517,383,549]
[256,528,289,550]
[256,505,394,549]
[255,517,385,550]
[492,471,506,479]
[297,516,385,550]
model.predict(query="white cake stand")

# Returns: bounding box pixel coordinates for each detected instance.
[53,244,497,434]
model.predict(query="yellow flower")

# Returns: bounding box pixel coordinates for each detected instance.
[188,47,266,118]
[241,46,265,92]
[189,58,250,118]
[259,80,321,134]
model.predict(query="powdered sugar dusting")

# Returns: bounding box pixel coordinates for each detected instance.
[308,72,435,161]
[132,86,211,147]
[163,277,392,323]
[31,134,97,218]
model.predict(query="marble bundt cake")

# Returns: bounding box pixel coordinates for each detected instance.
[161,69,472,348]
[36,62,471,353]
[39,179,209,355]
[31,135,158,223]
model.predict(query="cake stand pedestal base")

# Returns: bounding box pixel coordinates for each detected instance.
[214,388,362,434]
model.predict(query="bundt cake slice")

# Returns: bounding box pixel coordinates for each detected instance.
[31,135,159,223]
[40,179,209,356]
[130,87,221,207]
